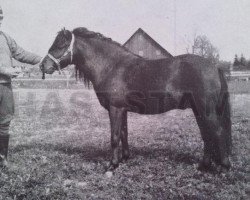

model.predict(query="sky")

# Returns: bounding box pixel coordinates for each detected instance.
[0,0,249,62]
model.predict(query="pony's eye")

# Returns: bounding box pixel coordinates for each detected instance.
[57,44,67,50]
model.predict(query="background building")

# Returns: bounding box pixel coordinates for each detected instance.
[124,28,172,60]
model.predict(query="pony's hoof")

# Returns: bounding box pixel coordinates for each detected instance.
[219,158,231,172]
[0,159,8,169]
[121,154,130,162]
[217,165,230,173]
[197,159,213,171]
[106,162,119,172]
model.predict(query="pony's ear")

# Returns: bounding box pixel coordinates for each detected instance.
[62,27,67,35]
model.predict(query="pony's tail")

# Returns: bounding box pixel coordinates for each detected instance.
[217,68,232,155]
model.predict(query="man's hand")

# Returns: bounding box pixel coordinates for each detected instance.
[9,67,22,78]
[0,66,23,78]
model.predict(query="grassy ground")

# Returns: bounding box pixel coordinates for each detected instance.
[0,89,249,200]
[228,81,250,94]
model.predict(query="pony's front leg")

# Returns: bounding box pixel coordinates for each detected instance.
[107,106,125,171]
[121,111,130,161]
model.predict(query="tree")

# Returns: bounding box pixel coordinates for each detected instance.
[247,60,250,70]
[233,54,240,66]
[187,34,219,64]
[240,54,247,66]
[233,54,249,71]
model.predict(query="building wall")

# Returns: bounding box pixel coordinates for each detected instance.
[124,32,169,60]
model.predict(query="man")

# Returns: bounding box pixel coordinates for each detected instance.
[0,6,42,167]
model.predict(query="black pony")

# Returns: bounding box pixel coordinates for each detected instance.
[40,27,232,172]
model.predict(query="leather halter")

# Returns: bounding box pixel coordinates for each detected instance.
[47,32,75,74]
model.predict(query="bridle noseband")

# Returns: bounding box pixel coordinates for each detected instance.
[47,32,75,74]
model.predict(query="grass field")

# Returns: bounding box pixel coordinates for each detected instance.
[0,89,249,199]
[228,81,250,94]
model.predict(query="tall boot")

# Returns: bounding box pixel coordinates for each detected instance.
[0,134,9,167]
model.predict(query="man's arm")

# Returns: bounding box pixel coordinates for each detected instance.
[4,32,42,65]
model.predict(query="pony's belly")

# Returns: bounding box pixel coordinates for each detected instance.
[126,96,180,114]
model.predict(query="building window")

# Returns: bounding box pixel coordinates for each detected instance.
[156,50,161,56]
[139,50,144,56]
[139,35,143,41]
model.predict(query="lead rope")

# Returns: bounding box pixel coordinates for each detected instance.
[39,56,47,80]
[42,71,45,80]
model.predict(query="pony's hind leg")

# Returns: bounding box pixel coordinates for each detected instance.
[196,115,231,171]
[196,117,214,171]
[121,111,130,161]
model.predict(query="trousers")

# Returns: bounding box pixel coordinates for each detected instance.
[0,83,14,135]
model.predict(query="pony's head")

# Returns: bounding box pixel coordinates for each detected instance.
[40,28,75,74]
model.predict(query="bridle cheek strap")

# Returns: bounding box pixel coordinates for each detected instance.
[47,32,75,74]
[48,53,62,73]
[69,33,75,62]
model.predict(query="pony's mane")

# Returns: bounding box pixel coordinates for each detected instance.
[52,27,134,52]
[75,65,92,88]
[72,27,128,50]
[72,27,138,88]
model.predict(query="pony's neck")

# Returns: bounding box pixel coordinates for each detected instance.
[74,37,138,87]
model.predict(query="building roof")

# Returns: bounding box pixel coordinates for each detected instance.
[123,28,172,58]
